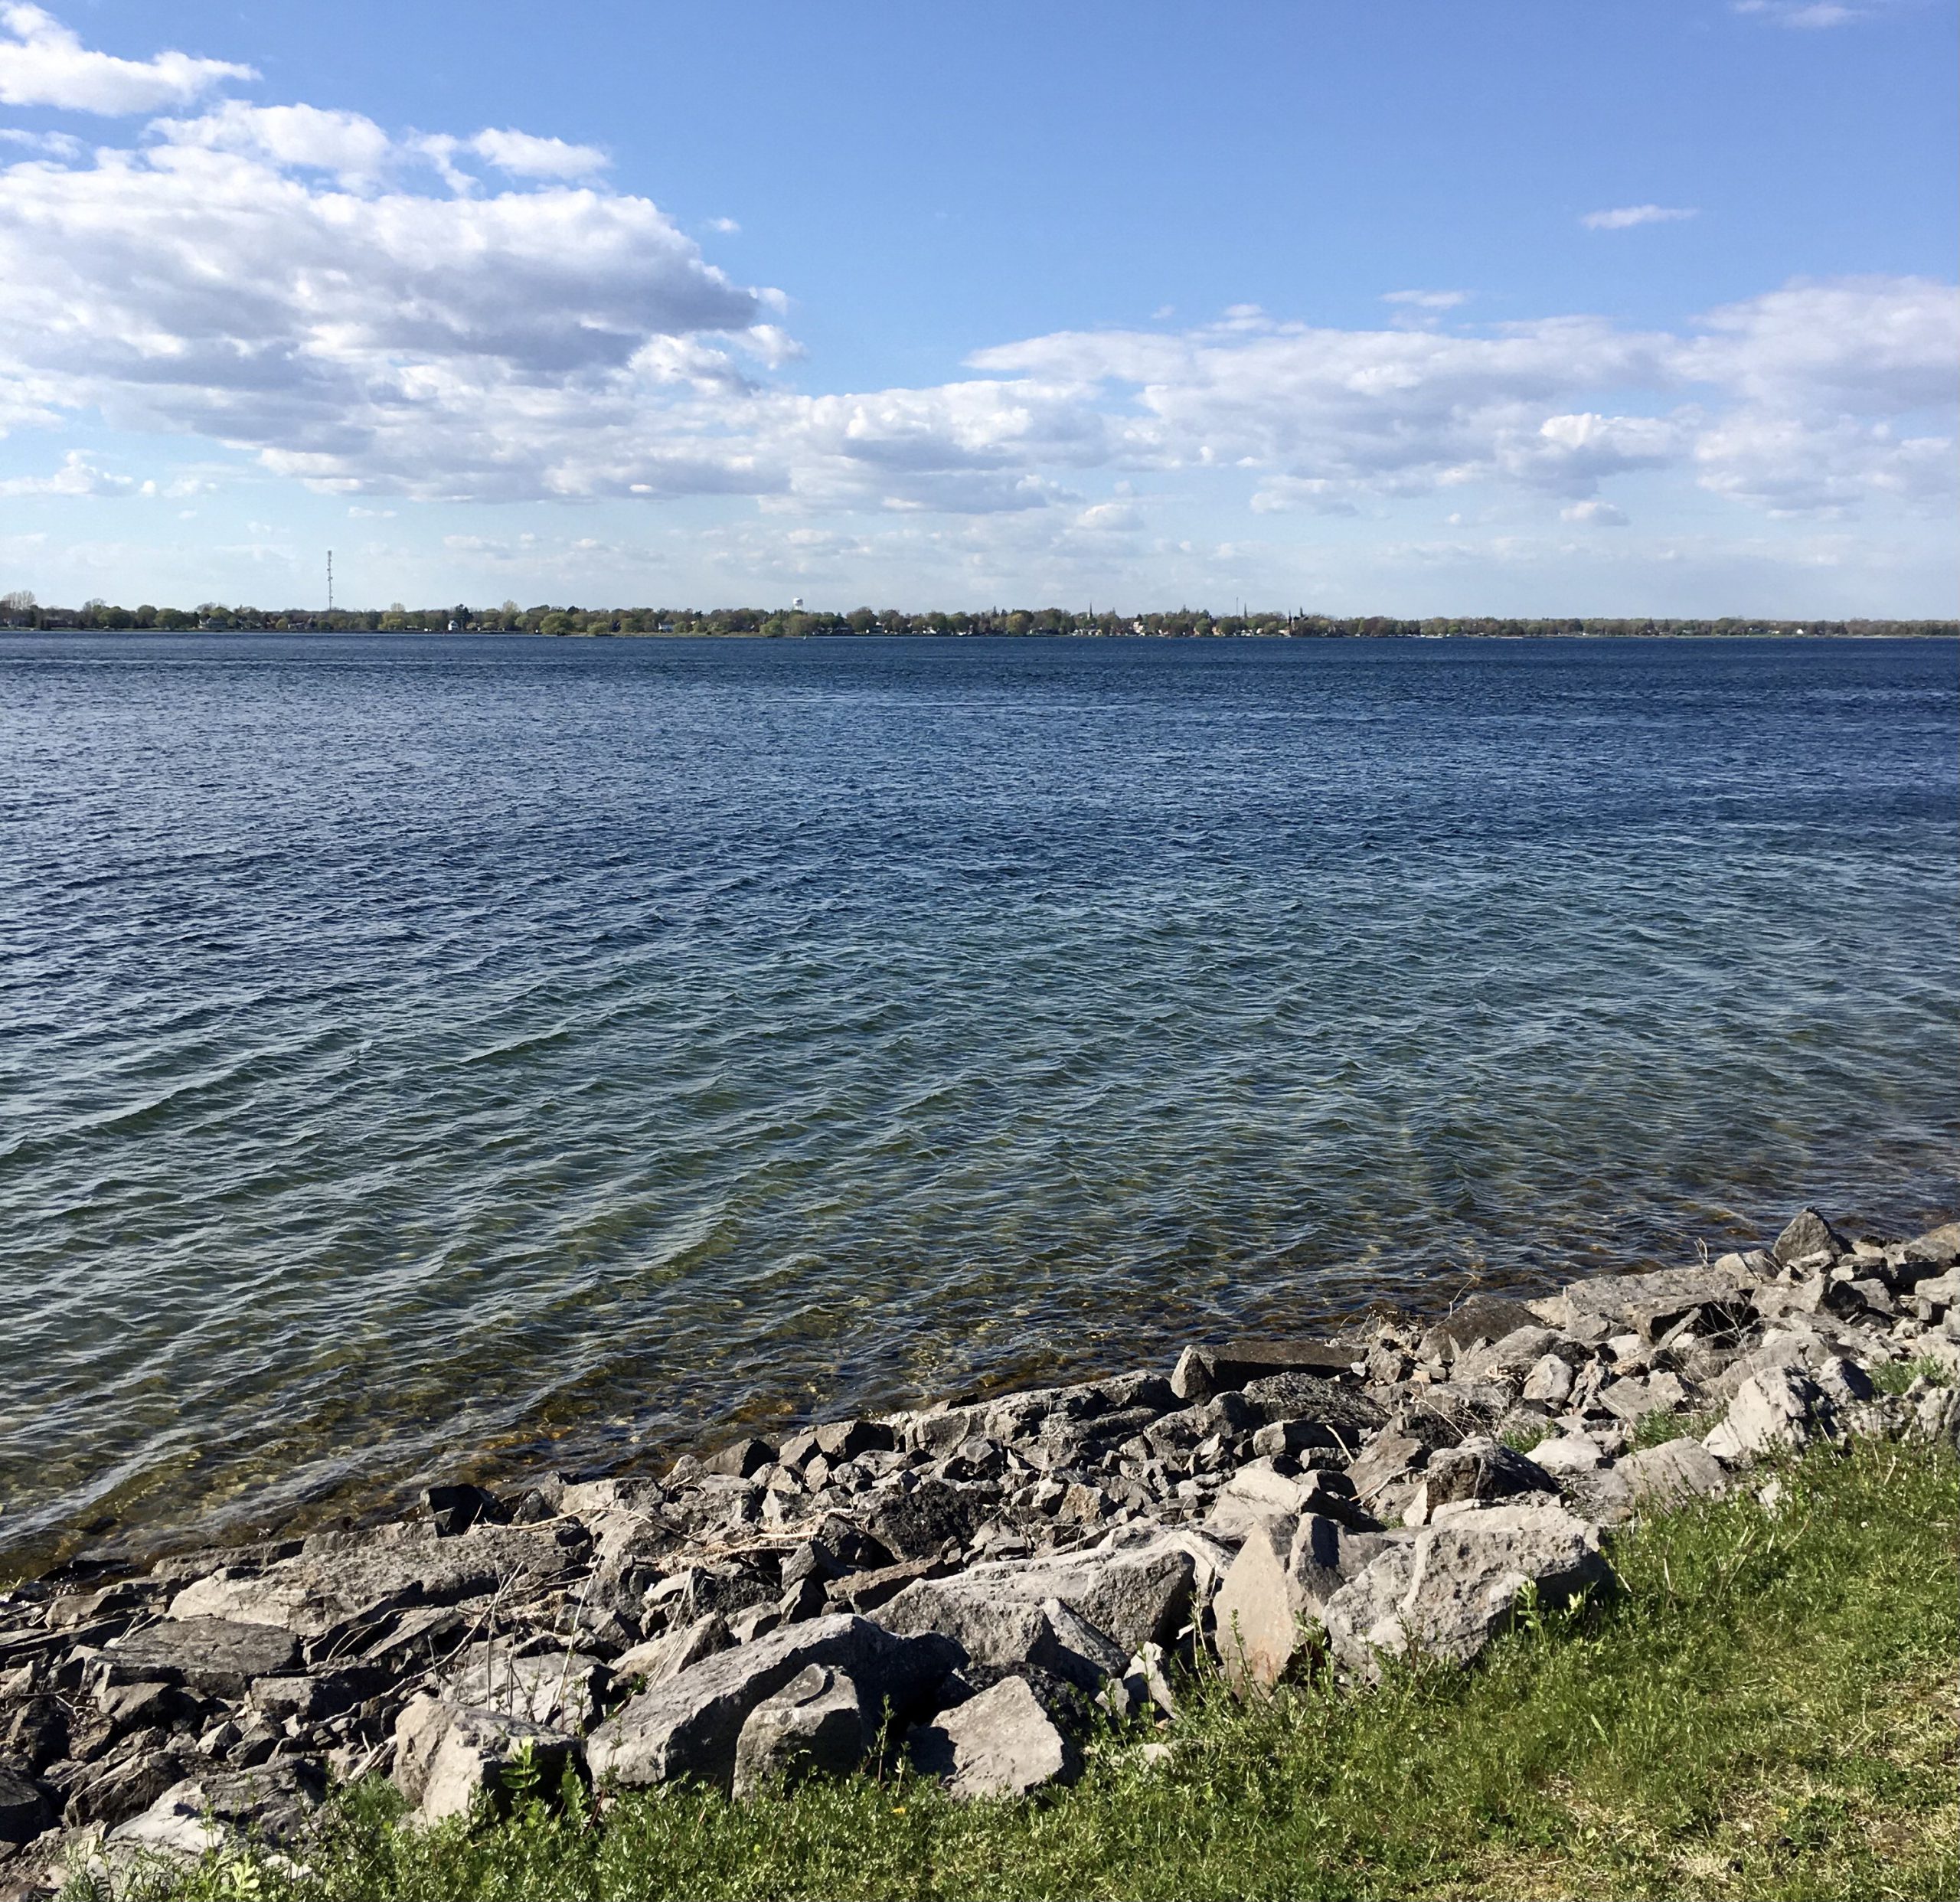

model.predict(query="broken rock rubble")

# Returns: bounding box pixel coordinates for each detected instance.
[2,1201,1955,1886]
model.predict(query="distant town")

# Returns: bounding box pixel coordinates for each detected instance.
[0,593,1952,640]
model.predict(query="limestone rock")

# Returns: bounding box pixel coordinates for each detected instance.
[1211,1511,1393,1691]
[586,1614,959,1793]
[907,1675,1080,1799]
[1521,1355,1575,1404]
[1320,1498,1609,1681]
[106,1617,299,1697]
[1558,1264,1756,1344]
[443,1642,606,1733]
[877,1538,1195,1665]
[1402,1436,1557,1525]
[730,1664,868,1799]
[166,1525,580,1642]
[1417,1296,1546,1361]
[106,1761,323,1862]
[1170,1338,1354,1403]
[1773,1207,1848,1266]
[1704,1368,1834,1463]
[398,1701,579,1824]
[1616,1437,1727,1507]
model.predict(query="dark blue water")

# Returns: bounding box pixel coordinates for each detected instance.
[2,634,1955,1573]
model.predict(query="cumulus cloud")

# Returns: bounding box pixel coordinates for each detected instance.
[0,4,251,113]
[468,127,606,179]
[0,448,136,495]
[0,16,1950,538]
[1582,204,1698,230]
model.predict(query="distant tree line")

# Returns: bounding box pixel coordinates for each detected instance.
[1,591,1951,640]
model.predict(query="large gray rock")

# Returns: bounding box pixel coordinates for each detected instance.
[393,1698,579,1824]
[103,1616,301,1697]
[1773,1207,1848,1266]
[1704,1368,1835,1463]
[1403,1436,1557,1525]
[1557,1263,1756,1344]
[1320,1498,1609,1681]
[1211,1511,1395,1691]
[1901,1221,1960,1273]
[730,1664,869,1799]
[1616,1437,1728,1508]
[1170,1339,1354,1403]
[106,1761,323,1861]
[612,1613,731,1688]
[585,1614,959,1793]
[166,1525,580,1641]
[907,1675,1080,1799]
[0,1763,51,1848]
[1417,1296,1547,1361]
[443,1642,607,1733]
[877,1538,1195,1667]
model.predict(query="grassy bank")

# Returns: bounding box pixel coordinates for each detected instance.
[130,1435,1957,1902]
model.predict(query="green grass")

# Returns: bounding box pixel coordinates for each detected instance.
[123,1436,1958,1902]
[1631,1405,1722,1449]
[1872,1356,1955,1397]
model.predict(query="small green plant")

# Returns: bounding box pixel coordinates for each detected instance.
[498,1740,541,1801]
[1632,1405,1720,1449]
[1873,1355,1955,1395]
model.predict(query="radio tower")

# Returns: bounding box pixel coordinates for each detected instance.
[326,550,335,613]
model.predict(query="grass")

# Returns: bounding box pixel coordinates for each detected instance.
[1872,1356,1954,1397]
[118,1435,1957,1902]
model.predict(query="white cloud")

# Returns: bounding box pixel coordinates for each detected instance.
[0,447,136,494]
[1560,499,1629,526]
[1582,204,1698,230]
[1734,2,1868,27]
[468,127,606,179]
[0,16,1949,552]
[0,5,252,113]
[706,216,740,234]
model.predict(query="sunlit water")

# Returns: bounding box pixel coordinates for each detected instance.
[2,633,1955,1575]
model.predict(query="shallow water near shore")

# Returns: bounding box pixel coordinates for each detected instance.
[2,632,1955,1575]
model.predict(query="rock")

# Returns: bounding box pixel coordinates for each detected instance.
[1401,1437,1557,1525]
[443,1642,606,1733]
[0,1764,50,1848]
[1774,1208,1849,1266]
[395,1700,579,1824]
[730,1664,869,1799]
[1704,1368,1835,1463]
[1320,1498,1609,1681]
[1211,1511,1388,1691]
[1208,1464,1372,1540]
[423,1484,508,1538]
[1521,1355,1575,1404]
[1417,1296,1547,1361]
[877,1538,1196,1665]
[860,1479,991,1563]
[165,1525,580,1642]
[4,1697,69,1773]
[612,1613,731,1688]
[106,1760,324,1861]
[1811,1356,1876,1409]
[586,1614,959,1793]
[1346,1431,1426,1508]
[705,1438,776,1480]
[1901,1221,1960,1274]
[1616,1438,1728,1507]
[1525,1434,1604,1476]
[1558,1264,1756,1344]
[906,1675,1080,1799]
[105,1617,300,1698]
[826,1557,951,1616]
[815,1420,897,1462]
[1169,1339,1354,1403]
[62,1746,194,1828]
[1598,1374,1689,1426]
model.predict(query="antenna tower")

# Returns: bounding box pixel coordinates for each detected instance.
[326,550,335,613]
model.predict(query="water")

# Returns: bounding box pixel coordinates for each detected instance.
[2,633,1955,1576]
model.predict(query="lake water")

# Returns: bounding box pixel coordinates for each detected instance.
[2,633,1955,1574]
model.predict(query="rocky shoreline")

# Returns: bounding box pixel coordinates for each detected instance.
[4,1204,1958,1894]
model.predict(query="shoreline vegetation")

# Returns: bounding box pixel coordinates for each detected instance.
[1,593,1955,642]
[2,1202,1956,1900]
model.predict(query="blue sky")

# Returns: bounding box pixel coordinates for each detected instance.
[1,0,1954,613]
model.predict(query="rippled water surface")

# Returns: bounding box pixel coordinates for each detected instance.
[2,633,1955,1571]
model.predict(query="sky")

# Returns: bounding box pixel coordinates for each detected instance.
[0,0,1954,615]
